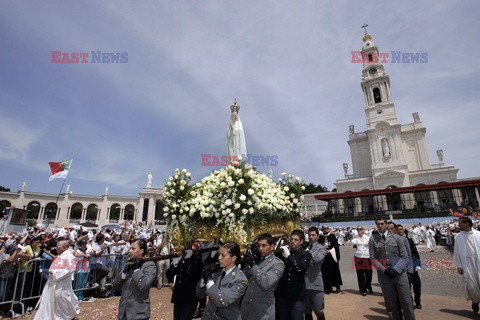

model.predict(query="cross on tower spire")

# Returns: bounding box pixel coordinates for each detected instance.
[361,23,369,35]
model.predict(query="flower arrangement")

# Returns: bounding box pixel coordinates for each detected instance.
[163,162,305,248]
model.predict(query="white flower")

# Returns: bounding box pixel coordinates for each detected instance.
[300,195,304,201]
[238,178,244,184]
[295,176,301,181]
[301,186,305,191]
[282,172,287,176]
[290,193,296,198]
[239,194,246,201]
[283,187,289,192]
[248,207,254,214]
[169,177,173,181]
[234,203,241,209]
[163,207,169,212]
[247,189,254,195]
[180,186,185,191]
[182,169,187,174]
[293,198,298,204]
[228,181,235,187]
[186,172,191,178]
[170,189,175,194]
[229,212,234,218]
[171,214,177,220]
[225,199,232,206]
[242,208,248,215]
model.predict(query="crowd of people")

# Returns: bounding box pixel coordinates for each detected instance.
[0,217,478,319]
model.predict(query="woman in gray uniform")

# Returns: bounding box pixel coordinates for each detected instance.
[197,241,247,320]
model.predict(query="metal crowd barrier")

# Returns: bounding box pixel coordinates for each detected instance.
[0,253,128,317]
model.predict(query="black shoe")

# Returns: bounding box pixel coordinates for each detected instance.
[368,290,373,295]
[325,289,331,294]
[192,308,204,318]
[415,304,422,309]
[335,287,341,293]
[362,292,367,296]
[472,302,479,313]
[304,314,314,320]
[318,312,326,320]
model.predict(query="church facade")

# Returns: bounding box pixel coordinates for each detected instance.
[316,33,480,216]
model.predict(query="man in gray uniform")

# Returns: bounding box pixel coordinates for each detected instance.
[305,226,326,320]
[369,218,416,320]
[241,233,285,320]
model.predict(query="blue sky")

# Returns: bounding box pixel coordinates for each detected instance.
[1,1,479,196]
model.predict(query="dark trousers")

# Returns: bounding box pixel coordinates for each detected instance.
[408,271,421,305]
[93,263,109,284]
[354,257,373,293]
[277,296,305,320]
[173,303,197,320]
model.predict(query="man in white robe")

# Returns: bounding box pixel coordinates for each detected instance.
[34,240,79,320]
[425,226,436,252]
[453,217,480,314]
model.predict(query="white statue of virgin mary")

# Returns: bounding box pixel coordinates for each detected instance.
[227,100,247,160]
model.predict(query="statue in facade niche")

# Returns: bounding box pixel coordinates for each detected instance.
[382,138,391,157]
[349,125,355,134]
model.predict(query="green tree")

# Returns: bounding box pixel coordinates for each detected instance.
[0,186,10,192]
[304,183,329,194]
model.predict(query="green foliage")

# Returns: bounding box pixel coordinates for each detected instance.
[303,183,329,194]
[0,186,10,192]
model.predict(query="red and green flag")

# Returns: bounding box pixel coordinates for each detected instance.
[48,159,73,181]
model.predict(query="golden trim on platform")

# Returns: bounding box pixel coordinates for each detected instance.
[170,220,298,252]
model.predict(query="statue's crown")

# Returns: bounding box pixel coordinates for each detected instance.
[230,100,240,113]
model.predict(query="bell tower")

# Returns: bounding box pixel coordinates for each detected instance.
[360,29,397,130]
[356,27,409,189]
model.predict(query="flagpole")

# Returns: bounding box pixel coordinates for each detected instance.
[47,178,67,226]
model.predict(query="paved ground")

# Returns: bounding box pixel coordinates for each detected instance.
[20,244,480,319]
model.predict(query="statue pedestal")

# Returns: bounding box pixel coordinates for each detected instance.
[170,220,298,252]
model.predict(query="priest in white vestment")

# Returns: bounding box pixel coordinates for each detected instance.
[453,217,480,314]
[425,226,436,252]
[34,240,80,320]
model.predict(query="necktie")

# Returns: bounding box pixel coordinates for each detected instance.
[382,234,386,241]
[220,271,226,282]
[308,244,313,250]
